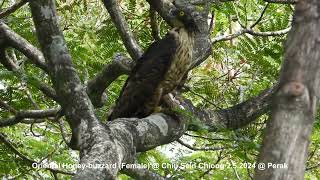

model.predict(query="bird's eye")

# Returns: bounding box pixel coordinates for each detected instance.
[179,11,185,16]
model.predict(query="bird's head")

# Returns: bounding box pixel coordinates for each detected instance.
[170,8,199,33]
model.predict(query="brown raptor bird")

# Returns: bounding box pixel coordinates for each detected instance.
[108,8,198,121]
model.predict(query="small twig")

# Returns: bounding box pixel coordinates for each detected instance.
[26,89,40,109]
[40,141,64,163]
[183,86,222,109]
[30,123,42,137]
[198,151,224,178]
[306,163,320,171]
[250,3,270,28]
[246,27,291,36]
[57,115,71,148]
[0,133,75,176]
[208,11,215,33]
[177,139,236,151]
[184,133,236,141]
[0,0,6,9]
[0,132,34,163]
[308,146,318,161]
[263,0,296,4]
[232,3,246,28]
[228,159,241,180]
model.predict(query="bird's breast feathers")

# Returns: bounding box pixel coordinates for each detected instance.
[160,27,194,93]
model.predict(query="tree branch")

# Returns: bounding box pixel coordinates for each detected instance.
[0,132,34,163]
[0,0,28,18]
[0,21,48,73]
[146,0,175,26]
[246,27,291,37]
[0,108,59,127]
[122,167,167,180]
[250,3,270,29]
[0,99,17,114]
[179,84,278,131]
[0,23,58,101]
[75,113,187,179]
[0,132,75,176]
[306,163,320,171]
[29,0,98,150]
[177,139,235,151]
[0,46,19,70]
[86,53,134,107]
[149,7,161,41]
[217,84,278,129]
[191,0,236,5]
[212,27,291,44]
[255,0,320,178]
[263,0,296,4]
[36,81,58,101]
[102,0,143,60]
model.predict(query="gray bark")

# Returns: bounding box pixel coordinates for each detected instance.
[254,0,320,179]
[0,0,302,179]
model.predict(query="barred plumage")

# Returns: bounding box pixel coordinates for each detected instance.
[108,8,197,121]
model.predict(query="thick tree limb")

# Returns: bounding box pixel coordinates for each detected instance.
[74,113,187,179]
[180,84,278,130]
[0,29,18,70]
[217,84,277,129]
[77,86,274,179]
[13,1,291,179]
[255,0,320,179]
[86,53,134,107]
[146,0,175,26]
[0,0,28,18]
[36,81,59,101]
[29,0,98,150]
[102,0,143,60]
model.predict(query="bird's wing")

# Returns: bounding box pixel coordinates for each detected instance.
[108,32,179,120]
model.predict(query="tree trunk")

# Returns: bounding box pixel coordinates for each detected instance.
[254,0,320,179]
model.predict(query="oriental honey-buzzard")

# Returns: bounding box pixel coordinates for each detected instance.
[108,8,198,121]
